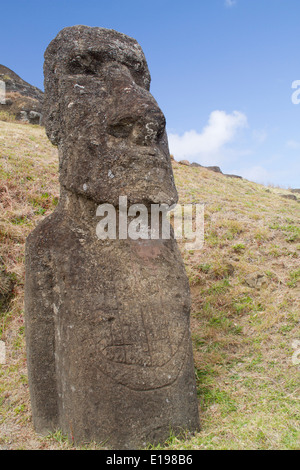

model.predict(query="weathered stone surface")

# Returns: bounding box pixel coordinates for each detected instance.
[0,65,43,124]
[43,26,176,207]
[25,26,200,449]
[0,260,14,313]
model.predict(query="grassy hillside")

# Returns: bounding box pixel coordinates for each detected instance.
[0,120,299,450]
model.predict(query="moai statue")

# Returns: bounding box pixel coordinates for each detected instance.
[25,26,200,449]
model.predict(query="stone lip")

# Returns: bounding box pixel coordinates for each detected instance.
[0,64,43,124]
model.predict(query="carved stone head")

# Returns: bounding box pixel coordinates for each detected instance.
[44,25,177,206]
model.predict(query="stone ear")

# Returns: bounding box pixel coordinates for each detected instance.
[43,79,61,145]
[43,49,62,146]
[44,105,61,146]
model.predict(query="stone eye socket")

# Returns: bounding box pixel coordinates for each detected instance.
[67,51,108,75]
[108,118,135,139]
[66,54,148,89]
[67,57,97,75]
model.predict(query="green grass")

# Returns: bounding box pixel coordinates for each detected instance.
[288,269,300,288]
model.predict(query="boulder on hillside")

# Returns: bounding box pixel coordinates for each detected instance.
[206,166,222,173]
[281,194,297,201]
[225,173,243,179]
[0,64,43,124]
[183,162,244,179]
[191,162,203,168]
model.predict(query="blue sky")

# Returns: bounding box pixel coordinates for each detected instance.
[1,0,299,187]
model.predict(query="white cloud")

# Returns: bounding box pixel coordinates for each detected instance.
[286,140,300,149]
[239,165,271,183]
[252,129,267,144]
[235,159,300,187]
[225,0,237,7]
[168,110,248,164]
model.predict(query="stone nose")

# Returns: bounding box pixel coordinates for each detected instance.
[107,84,166,146]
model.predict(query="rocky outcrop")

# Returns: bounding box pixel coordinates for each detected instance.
[225,173,243,179]
[190,162,202,168]
[281,194,297,201]
[206,165,222,173]
[190,161,243,179]
[0,65,43,124]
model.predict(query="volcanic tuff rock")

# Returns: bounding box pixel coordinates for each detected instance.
[25,25,200,449]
